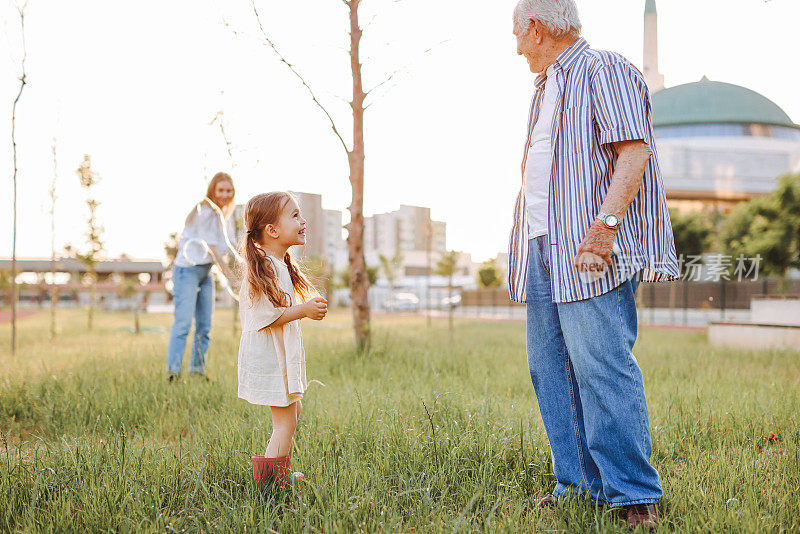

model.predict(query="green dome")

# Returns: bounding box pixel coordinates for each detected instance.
[652,78,799,130]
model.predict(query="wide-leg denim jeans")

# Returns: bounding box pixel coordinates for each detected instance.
[526,236,661,507]
[167,264,214,374]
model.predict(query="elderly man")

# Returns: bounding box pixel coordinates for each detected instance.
[508,0,679,529]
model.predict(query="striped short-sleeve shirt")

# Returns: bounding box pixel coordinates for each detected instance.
[507,38,679,304]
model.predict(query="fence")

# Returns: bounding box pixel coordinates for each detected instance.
[442,278,800,327]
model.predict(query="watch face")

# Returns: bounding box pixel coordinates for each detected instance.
[605,215,619,228]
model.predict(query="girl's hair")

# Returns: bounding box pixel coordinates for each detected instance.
[242,192,317,307]
[185,172,236,226]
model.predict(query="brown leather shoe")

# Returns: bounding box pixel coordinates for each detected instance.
[625,503,660,529]
[538,493,559,508]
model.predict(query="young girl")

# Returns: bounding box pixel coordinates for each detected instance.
[237,192,327,489]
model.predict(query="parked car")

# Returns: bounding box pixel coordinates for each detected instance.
[384,292,420,312]
[439,294,462,310]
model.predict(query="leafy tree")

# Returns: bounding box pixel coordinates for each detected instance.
[117,276,141,334]
[75,155,105,330]
[721,174,800,287]
[477,260,503,289]
[164,232,179,268]
[378,249,404,291]
[669,208,713,260]
[776,173,800,247]
[337,265,377,289]
[0,270,12,306]
[435,251,459,337]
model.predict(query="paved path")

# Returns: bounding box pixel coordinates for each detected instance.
[0,310,39,323]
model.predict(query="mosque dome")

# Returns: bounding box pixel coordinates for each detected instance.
[652,78,800,140]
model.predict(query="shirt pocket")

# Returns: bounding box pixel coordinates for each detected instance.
[559,105,592,154]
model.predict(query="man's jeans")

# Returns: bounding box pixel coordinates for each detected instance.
[167,264,214,375]
[526,236,662,507]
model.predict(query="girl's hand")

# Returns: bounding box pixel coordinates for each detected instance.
[304,297,328,320]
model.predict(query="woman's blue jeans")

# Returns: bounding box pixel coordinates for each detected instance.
[526,236,662,507]
[166,264,214,375]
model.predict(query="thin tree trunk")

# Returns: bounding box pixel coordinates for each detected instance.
[668,281,676,325]
[10,5,27,355]
[88,274,95,330]
[448,274,453,338]
[50,139,58,339]
[426,221,431,326]
[346,0,370,352]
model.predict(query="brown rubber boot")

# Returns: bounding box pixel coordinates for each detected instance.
[538,493,559,509]
[253,439,305,490]
[251,455,269,489]
[625,503,660,529]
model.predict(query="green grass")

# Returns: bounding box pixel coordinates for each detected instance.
[1,309,798,532]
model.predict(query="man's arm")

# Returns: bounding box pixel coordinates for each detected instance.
[598,140,652,219]
[573,139,651,271]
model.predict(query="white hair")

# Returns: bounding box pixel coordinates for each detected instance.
[513,0,582,38]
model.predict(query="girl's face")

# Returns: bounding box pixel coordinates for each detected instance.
[264,197,307,247]
[212,180,234,207]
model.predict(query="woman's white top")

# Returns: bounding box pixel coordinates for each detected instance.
[237,256,307,407]
[174,202,235,267]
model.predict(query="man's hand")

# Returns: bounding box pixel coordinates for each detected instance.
[574,220,616,275]
[571,139,650,279]
[303,297,328,321]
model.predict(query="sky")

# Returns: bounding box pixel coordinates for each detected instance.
[1,0,799,264]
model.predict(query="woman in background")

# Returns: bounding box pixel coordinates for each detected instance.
[166,172,237,382]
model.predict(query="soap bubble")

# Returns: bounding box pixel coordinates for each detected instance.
[182,237,213,266]
[177,197,245,301]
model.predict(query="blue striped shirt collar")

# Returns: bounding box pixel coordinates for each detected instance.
[554,37,589,72]
[535,37,589,89]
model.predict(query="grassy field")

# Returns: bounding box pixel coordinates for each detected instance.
[1,309,798,532]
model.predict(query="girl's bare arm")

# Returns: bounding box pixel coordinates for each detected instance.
[260,298,327,330]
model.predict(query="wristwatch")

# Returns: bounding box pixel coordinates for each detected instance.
[596,211,621,229]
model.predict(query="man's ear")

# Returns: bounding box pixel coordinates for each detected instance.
[530,19,544,44]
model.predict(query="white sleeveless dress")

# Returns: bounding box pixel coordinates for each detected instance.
[237,256,307,407]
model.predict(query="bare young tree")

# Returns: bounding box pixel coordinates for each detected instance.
[210,106,236,169]
[210,106,241,334]
[75,155,105,330]
[9,1,28,354]
[249,0,375,351]
[49,138,58,339]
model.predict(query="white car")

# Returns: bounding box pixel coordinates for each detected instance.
[384,293,420,312]
[438,294,462,310]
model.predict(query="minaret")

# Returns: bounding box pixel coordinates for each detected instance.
[643,0,665,92]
